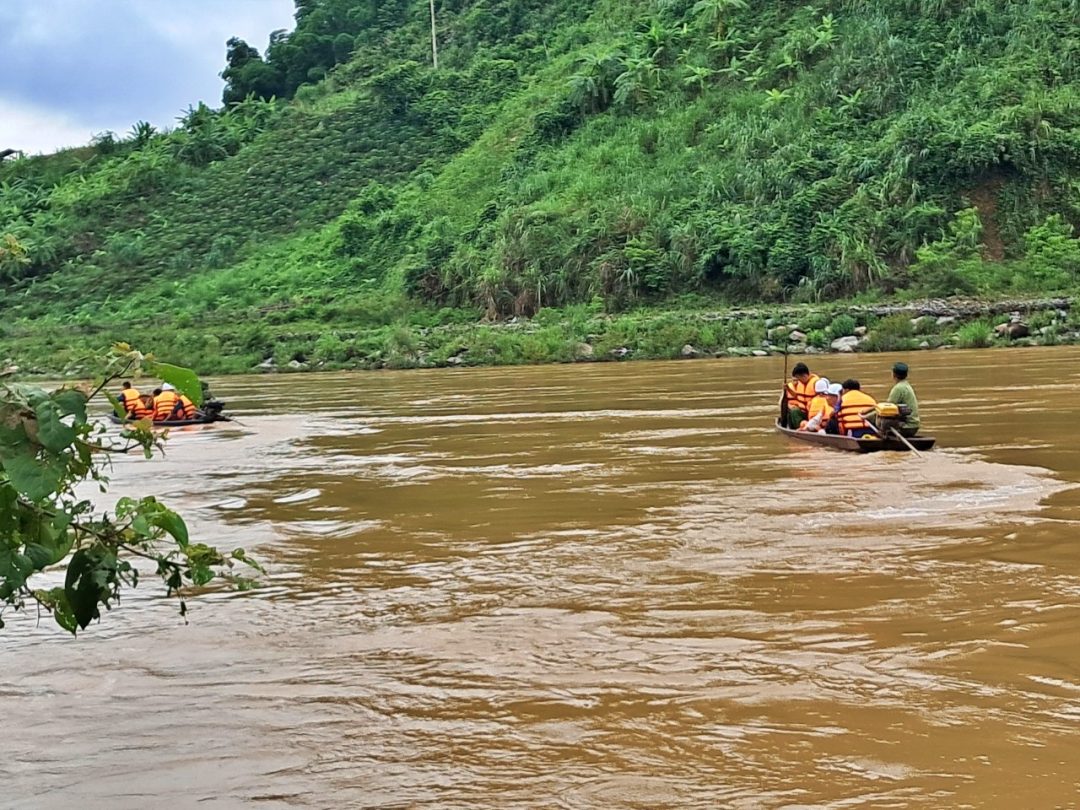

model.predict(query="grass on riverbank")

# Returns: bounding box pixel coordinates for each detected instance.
[5,296,1077,378]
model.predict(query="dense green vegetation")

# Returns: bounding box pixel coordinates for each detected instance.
[4,0,1080,373]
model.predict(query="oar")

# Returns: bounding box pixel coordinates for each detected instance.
[860,415,924,458]
[888,426,924,458]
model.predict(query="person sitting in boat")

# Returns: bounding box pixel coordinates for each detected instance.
[823,383,843,434]
[835,379,878,438]
[782,362,820,429]
[119,381,154,420]
[884,362,920,437]
[176,392,197,420]
[800,378,836,433]
[152,383,200,422]
[152,384,180,422]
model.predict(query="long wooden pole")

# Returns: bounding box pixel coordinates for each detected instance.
[429,0,439,69]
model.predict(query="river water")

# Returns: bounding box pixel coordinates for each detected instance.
[4,348,1080,808]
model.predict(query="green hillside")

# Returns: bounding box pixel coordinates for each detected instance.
[3,0,1080,373]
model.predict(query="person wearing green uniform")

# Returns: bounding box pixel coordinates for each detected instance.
[886,361,920,437]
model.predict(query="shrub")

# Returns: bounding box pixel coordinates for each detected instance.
[800,311,830,331]
[861,313,915,352]
[826,313,857,338]
[956,320,994,349]
[806,329,828,349]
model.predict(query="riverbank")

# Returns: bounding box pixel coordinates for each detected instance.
[5,296,1076,377]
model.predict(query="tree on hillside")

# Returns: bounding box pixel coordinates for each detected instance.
[221,37,285,104]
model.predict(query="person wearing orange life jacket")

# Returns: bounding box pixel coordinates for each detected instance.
[118,382,141,416]
[118,381,154,420]
[782,362,820,429]
[835,378,878,438]
[176,393,197,420]
[799,378,835,432]
[152,384,181,422]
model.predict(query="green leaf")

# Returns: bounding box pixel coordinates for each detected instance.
[52,389,88,422]
[24,514,74,569]
[104,390,125,419]
[146,362,202,407]
[64,548,113,629]
[151,509,189,548]
[2,453,63,501]
[38,587,77,634]
[34,401,77,452]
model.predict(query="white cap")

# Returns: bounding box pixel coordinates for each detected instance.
[814,377,831,394]
[161,383,175,391]
[827,383,842,396]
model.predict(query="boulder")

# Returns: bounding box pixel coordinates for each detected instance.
[752,349,769,357]
[789,330,807,343]
[805,346,824,355]
[936,316,956,326]
[918,341,930,349]
[446,355,464,366]
[575,342,595,359]
[681,344,700,358]
[287,360,307,370]
[610,347,630,358]
[994,321,1030,339]
[854,326,868,337]
[830,335,860,352]
[256,358,276,371]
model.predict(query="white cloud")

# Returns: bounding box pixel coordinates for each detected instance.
[0,0,297,154]
[0,98,108,155]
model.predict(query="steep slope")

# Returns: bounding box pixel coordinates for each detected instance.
[3,0,1080,372]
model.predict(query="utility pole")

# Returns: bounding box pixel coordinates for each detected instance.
[429,0,439,69]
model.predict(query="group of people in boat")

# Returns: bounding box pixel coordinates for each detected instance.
[782,361,921,439]
[117,381,199,422]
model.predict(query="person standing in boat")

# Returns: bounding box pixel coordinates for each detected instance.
[782,362,820,429]
[883,362,920,437]
[835,379,877,438]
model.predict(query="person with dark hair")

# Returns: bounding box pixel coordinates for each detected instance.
[118,381,153,420]
[885,361,920,437]
[782,362,819,429]
[835,379,877,437]
[118,381,140,416]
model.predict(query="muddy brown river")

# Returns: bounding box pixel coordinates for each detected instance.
[4,348,1080,808]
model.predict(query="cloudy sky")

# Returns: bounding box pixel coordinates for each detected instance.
[0,0,297,154]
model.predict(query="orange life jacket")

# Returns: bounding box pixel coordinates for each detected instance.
[119,387,141,414]
[153,391,180,421]
[130,394,154,420]
[836,390,878,434]
[785,374,819,412]
[801,394,834,430]
[177,395,197,420]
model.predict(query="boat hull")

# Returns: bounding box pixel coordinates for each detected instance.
[108,413,228,427]
[775,420,935,453]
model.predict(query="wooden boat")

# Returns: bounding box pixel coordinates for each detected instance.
[108,412,230,427]
[775,419,935,453]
